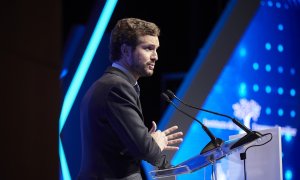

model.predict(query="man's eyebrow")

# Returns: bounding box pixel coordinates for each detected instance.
[146,43,159,48]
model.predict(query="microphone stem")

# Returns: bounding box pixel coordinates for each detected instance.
[162,93,224,154]
[231,118,252,134]
[175,97,254,135]
[172,95,262,149]
[169,101,217,142]
[178,98,232,119]
[165,91,262,151]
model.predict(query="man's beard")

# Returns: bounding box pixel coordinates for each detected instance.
[131,61,154,78]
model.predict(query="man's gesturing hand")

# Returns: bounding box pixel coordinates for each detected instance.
[150,121,183,151]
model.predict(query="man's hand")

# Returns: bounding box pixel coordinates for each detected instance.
[150,121,183,151]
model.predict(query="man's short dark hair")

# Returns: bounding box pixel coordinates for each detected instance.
[109,18,160,62]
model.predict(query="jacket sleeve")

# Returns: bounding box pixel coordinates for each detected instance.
[104,84,162,166]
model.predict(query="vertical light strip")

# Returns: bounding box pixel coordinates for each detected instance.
[59,0,118,179]
[59,0,118,132]
[59,139,71,180]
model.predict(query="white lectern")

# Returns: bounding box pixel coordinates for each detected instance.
[226,127,282,180]
[149,127,282,180]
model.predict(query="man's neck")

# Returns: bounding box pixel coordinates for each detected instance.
[112,62,138,82]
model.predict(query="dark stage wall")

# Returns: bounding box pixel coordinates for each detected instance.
[1,0,61,179]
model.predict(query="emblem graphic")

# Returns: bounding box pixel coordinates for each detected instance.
[232,99,261,132]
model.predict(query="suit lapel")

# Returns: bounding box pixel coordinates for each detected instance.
[105,66,144,121]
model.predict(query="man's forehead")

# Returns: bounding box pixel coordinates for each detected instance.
[138,35,159,46]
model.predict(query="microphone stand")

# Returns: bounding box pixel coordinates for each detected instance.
[161,93,224,155]
[165,90,262,150]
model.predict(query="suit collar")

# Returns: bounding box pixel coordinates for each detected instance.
[105,66,136,86]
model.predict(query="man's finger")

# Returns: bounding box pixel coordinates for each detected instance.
[163,125,178,135]
[167,132,183,140]
[149,121,157,133]
[164,146,180,151]
[168,138,183,145]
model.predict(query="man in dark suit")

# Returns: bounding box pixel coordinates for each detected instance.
[77,18,183,180]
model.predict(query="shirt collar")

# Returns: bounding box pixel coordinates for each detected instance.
[112,63,137,85]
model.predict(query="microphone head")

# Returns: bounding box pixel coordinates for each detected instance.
[161,93,171,103]
[165,90,175,99]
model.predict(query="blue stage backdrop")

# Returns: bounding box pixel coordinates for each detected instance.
[60,0,299,179]
[144,0,300,179]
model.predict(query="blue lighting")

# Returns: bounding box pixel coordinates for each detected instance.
[265,107,272,115]
[59,0,118,133]
[290,68,296,75]
[290,110,296,118]
[239,82,247,97]
[284,3,289,9]
[277,44,284,52]
[59,139,71,180]
[253,84,259,92]
[285,134,292,142]
[239,47,247,57]
[276,2,282,8]
[155,1,300,179]
[253,62,259,70]
[278,24,284,31]
[214,84,223,94]
[265,85,272,93]
[60,69,68,79]
[285,169,293,180]
[265,64,271,72]
[265,42,271,50]
[267,1,273,7]
[290,89,296,96]
[278,66,284,73]
[278,108,284,116]
[277,87,284,95]
[58,0,118,179]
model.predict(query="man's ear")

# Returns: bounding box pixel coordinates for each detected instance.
[121,44,131,59]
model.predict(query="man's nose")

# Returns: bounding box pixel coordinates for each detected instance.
[151,51,158,61]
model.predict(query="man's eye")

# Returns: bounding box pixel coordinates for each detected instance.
[144,45,157,51]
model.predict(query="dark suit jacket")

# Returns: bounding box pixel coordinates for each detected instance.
[78,67,162,179]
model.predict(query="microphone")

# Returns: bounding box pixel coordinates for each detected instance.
[161,93,224,155]
[157,155,172,170]
[165,90,262,150]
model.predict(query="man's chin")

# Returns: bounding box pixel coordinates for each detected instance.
[142,70,154,77]
[147,70,154,76]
